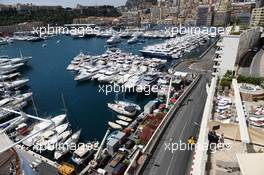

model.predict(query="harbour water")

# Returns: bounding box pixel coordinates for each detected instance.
[0,35,213,143]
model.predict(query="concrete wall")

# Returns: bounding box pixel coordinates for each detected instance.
[236,27,261,63]
[218,27,260,76]
[219,35,240,75]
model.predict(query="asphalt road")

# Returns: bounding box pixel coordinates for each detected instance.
[141,75,208,175]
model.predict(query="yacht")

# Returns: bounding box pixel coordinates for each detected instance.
[71,143,96,165]
[116,73,133,85]
[107,103,136,116]
[0,38,12,45]
[115,120,129,126]
[127,34,139,44]
[0,56,31,65]
[91,69,107,80]
[98,69,118,83]
[106,34,121,45]
[0,79,29,89]
[74,67,99,81]
[54,130,81,160]
[114,100,141,111]
[116,115,132,122]
[108,121,122,129]
[33,123,69,152]
[120,31,132,38]
[0,63,24,71]
[22,114,66,147]
[157,76,169,86]
[123,75,142,90]
[46,130,72,151]
[136,73,159,91]
[0,72,20,81]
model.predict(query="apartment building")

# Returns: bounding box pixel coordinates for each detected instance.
[213,27,261,77]
[251,7,264,26]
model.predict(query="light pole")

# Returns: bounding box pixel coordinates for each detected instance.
[165,75,173,109]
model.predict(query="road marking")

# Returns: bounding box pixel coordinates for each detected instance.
[164,81,205,175]
[164,104,193,175]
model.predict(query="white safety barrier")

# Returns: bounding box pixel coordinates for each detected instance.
[191,75,218,175]
[232,79,250,144]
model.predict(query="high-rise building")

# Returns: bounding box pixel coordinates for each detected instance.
[213,10,231,26]
[196,5,213,26]
[150,6,162,23]
[230,2,256,25]
[251,7,264,26]
[213,27,261,76]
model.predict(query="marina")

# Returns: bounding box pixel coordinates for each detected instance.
[0,31,215,174]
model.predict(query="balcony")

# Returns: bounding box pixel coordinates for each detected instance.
[215,50,223,55]
[213,64,219,69]
[216,41,224,47]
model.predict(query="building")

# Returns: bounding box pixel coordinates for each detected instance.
[150,6,162,24]
[213,10,231,26]
[120,11,141,26]
[213,27,261,77]
[231,2,256,25]
[251,7,264,27]
[196,5,213,26]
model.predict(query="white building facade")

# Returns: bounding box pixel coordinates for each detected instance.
[213,27,261,77]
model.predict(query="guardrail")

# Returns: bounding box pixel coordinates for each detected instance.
[125,73,202,175]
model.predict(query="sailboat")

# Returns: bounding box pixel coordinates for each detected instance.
[22,114,66,147]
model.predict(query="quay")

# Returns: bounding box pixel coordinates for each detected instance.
[16,144,59,168]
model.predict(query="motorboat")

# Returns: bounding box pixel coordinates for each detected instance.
[107,103,136,116]
[91,69,107,80]
[157,76,169,86]
[108,121,122,129]
[115,120,129,126]
[127,33,139,44]
[54,129,81,160]
[0,79,29,89]
[74,67,99,81]
[0,63,24,71]
[98,69,118,83]
[136,73,159,92]
[71,143,96,165]
[114,100,141,111]
[22,114,66,147]
[123,75,142,90]
[0,73,20,81]
[116,115,132,122]
[106,34,121,45]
